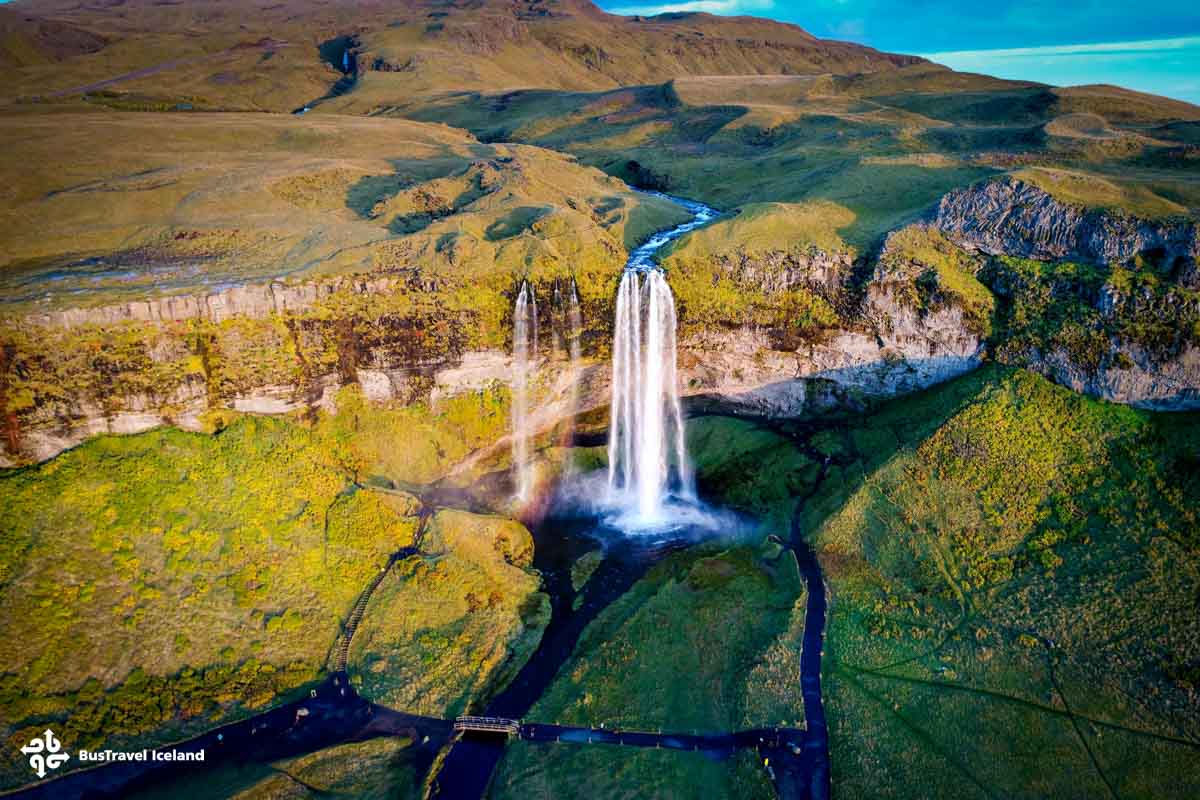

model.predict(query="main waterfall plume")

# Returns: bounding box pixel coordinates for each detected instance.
[512,280,538,502]
[607,269,692,523]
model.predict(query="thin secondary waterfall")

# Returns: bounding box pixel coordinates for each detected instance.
[512,281,538,502]
[567,279,583,424]
[557,278,585,456]
[607,269,692,522]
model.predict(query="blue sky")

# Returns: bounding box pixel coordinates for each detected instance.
[599,0,1200,103]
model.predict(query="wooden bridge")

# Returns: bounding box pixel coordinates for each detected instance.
[453,716,522,737]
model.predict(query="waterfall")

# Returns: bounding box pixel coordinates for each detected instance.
[551,282,564,358]
[567,279,582,366]
[567,279,582,418]
[512,281,538,502]
[607,269,691,522]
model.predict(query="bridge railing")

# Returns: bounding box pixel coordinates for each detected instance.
[453,716,521,736]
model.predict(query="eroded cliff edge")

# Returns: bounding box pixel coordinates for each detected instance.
[3,178,1198,466]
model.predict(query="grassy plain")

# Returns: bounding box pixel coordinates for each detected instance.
[0,112,681,313]
[388,68,1199,248]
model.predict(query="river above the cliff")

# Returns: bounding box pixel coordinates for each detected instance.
[626,191,720,270]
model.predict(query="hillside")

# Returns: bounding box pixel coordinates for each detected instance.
[387,65,1200,246]
[0,111,681,313]
[1,0,921,112]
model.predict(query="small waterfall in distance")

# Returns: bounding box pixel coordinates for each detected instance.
[607,269,692,523]
[512,280,538,502]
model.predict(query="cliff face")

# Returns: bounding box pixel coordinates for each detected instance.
[933,176,1200,410]
[934,176,1199,281]
[676,231,986,417]
[1042,342,1200,411]
[8,177,1200,466]
[2,230,989,465]
[25,275,411,329]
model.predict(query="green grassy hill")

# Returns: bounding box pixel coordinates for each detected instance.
[0,0,920,112]
[0,397,549,790]
[0,111,681,314]
[801,366,1200,798]
[384,71,1199,247]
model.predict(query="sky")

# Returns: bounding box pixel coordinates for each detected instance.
[599,0,1200,104]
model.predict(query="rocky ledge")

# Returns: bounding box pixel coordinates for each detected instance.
[934,175,1199,285]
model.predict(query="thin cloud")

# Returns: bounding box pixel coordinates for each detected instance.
[923,35,1200,60]
[920,36,1200,104]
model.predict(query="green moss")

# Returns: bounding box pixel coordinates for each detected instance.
[883,225,995,337]
[983,256,1200,371]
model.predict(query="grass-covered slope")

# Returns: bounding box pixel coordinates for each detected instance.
[660,202,853,339]
[0,112,682,313]
[0,402,549,790]
[348,509,549,718]
[391,69,1199,248]
[493,368,1200,799]
[1,0,919,112]
[797,365,1200,799]
[0,416,386,784]
[489,542,798,800]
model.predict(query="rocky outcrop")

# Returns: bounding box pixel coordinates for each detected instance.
[934,176,1199,277]
[705,247,851,298]
[930,176,1200,410]
[680,239,986,417]
[1042,341,1200,411]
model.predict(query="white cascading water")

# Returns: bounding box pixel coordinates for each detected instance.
[567,279,583,423]
[607,269,692,523]
[512,280,538,502]
[558,279,585,458]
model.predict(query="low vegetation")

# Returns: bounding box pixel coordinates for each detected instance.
[127,737,423,800]
[880,225,995,337]
[0,396,549,789]
[490,541,799,799]
[348,509,549,718]
[794,365,1200,798]
[661,202,852,341]
[983,255,1200,372]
